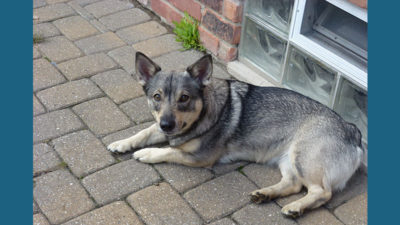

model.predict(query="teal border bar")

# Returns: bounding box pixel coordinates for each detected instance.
[0,1,33,224]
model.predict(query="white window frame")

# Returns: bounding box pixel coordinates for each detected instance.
[289,0,368,89]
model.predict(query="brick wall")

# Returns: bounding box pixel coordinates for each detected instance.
[137,0,244,62]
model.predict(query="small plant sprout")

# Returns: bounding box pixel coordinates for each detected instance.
[173,12,205,52]
[33,34,44,44]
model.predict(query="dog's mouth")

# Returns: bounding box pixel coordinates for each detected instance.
[162,130,176,136]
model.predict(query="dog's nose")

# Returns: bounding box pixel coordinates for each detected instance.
[160,120,175,132]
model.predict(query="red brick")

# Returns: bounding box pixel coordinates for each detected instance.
[218,41,237,62]
[151,0,182,24]
[168,0,202,21]
[199,0,223,13]
[202,9,241,44]
[199,26,219,55]
[349,0,367,8]
[223,0,243,23]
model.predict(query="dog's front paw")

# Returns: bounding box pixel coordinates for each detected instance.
[250,190,271,204]
[107,140,131,153]
[133,148,166,164]
[281,202,303,218]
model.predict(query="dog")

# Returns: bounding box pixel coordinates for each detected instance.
[107,52,364,217]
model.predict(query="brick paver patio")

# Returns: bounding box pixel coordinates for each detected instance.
[33,0,367,224]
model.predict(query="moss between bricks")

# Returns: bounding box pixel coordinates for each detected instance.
[33,34,44,44]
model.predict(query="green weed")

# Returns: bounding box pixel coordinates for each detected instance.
[236,165,245,175]
[57,161,68,168]
[173,12,205,52]
[33,34,44,44]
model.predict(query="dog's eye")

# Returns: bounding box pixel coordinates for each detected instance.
[178,94,190,103]
[153,94,161,101]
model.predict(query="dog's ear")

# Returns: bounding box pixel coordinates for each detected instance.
[186,54,213,86]
[135,52,161,86]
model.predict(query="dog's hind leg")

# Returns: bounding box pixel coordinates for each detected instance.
[281,185,332,218]
[250,157,303,203]
[107,123,167,153]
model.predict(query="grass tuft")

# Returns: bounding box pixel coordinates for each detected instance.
[173,12,205,52]
[33,34,44,44]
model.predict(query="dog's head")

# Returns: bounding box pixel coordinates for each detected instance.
[135,52,213,136]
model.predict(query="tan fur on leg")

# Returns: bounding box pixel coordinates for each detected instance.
[133,147,212,167]
[250,176,302,203]
[107,123,167,153]
[281,185,332,217]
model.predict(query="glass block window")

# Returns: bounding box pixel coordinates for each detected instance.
[282,47,337,105]
[334,79,368,142]
[240,18,287,80]
[239,0,368,144]
[246,0,294,35]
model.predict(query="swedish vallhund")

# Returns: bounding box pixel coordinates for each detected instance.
[108,52,364,217]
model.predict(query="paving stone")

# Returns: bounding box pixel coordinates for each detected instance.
[82,159,160,205]
[120,96,153,123]
[34,0,47,8]
[184,171,258,222]
[209,218,237,225]
[34,3,76,23]
[84,0,134,18]
[334,192,367,225]
[127,182,202,225]
[242,163,282,188]
[154,50,204,71]
[298,208,343,225]
[132,34,182,58]
[89,19,109,33]
[154,163,213,193]
[67,1,95,20]
[33,58,66,92]
[232,203,296,225]
[214,64,233,80]
[33,201,39,214]
[212,161,248,175]
[34,109,84,142]
[99,8,150,31]
[62,201,143,225]
[75,32,125,55]
[108,45,136,74]
[46,0,70,3]
[34,95,46,116]
[38,36,82,63]
[36,79,103,111]
[101,121,154,146]
[33,22,61,38]
[53,16,99,40]
[91,69,144,104]
[33,46,41,59]
[325,170,367,209]
[72,97,131,136]
[34,213,50,225]
[53,130,116,177]
[34,169,95,224]
[57,53,117,80]
[33,143,61,176]
[73,0,102,6]
[116,21,167,45]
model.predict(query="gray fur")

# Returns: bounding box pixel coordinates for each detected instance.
[111,52,364,216]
